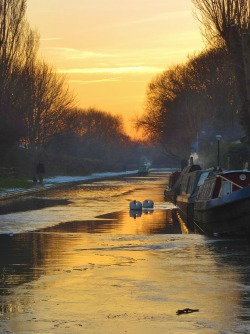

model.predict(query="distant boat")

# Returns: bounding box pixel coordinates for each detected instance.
[137,164,149,176]
[194,170,250,236]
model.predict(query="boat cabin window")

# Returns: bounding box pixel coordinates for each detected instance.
[219,181,232,197]
[197,171,210,187]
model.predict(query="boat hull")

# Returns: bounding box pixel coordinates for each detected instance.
[164,189,176,203]
[176,195,195,230]
[194,186,250,235]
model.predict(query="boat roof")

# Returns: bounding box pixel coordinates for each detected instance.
[182,164,202,173]
[219,170,250,175]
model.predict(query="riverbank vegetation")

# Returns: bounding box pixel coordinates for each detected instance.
[0,0,249,175]
[137,0,250,168]
[136,46,244,167]
[0,0,172,177]
[0,177,33,191]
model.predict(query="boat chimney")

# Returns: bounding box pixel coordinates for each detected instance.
[189,156,194,166]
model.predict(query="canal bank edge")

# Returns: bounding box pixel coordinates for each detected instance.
[0,170,138,202]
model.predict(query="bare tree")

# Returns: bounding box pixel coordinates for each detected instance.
[45,107,131,165]
[192,0,250,143]
[72,108,127,160]
[20,60,75,149]
[187,46,241,137]
[0,0,41,157]
[137,46,242,161]
[0,0,28,101]
[136,64,194,159]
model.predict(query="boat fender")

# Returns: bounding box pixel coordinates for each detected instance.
[129,200,142,210]
[143,199,154,208]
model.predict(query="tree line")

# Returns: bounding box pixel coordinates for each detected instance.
[136,46,243,165]
[0,0,74,154]
[0,0,171,174]
[137,0,250,168]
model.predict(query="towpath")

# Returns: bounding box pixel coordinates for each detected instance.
[0,170,138,201]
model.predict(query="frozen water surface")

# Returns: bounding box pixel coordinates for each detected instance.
[0,170,250,333]
[0,172,174,235]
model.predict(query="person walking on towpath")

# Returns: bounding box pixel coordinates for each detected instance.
[36,161,46,184]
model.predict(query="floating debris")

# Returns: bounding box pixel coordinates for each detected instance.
[176,308,199,315]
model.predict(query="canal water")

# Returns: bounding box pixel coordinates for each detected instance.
[0,171,250,333]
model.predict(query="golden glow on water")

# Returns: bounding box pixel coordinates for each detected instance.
[177,212,189,234]
[1,173,250,333]
[1,233,248,334]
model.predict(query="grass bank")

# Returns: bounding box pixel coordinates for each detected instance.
[0,178,33,191]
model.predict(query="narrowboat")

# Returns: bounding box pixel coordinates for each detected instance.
[194,170,250,236]
[164,157,211,229]
[174,165,211,229]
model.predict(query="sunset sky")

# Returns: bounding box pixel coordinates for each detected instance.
[26,0,204,136]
